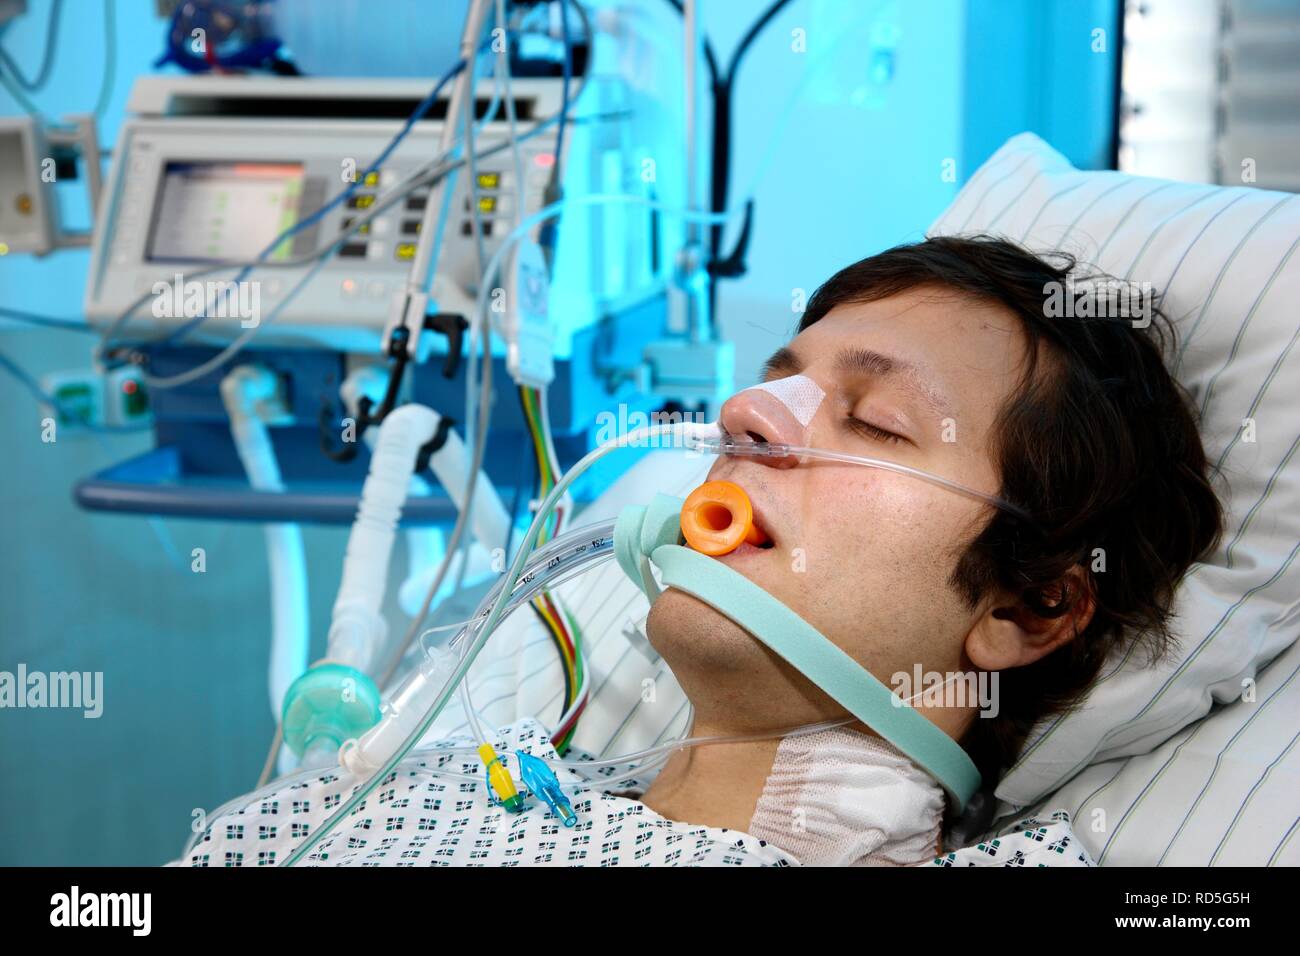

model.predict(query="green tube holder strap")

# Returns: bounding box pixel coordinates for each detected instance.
[613,493,981,809]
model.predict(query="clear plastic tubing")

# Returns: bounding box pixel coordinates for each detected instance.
[281,422,715,865]
[282,422,1030,864]
[693,438,1036,523]
[337,520,621,780]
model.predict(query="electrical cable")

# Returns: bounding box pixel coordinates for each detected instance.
[96,28,593,380]
[0,59,40,114]
[0,0,63,90]
[372,269,492,692]
[420,5,513,677]
[439,13,498,648]
[95,152,455,364]
[110,50,509,364]
[92,0,115,119]
[283,348,728,865]
[519,382,582,740]
[0,308,95,333]
[135,246,334,389]
[548,605,589,750]
[386,193,737,700]
[371,9,592,691]
[144,22,509,395]
[375,8,512,693]
[151,56,470,349]
[447,0,590,616]
[502,390,535,565]
[423,6,515,643]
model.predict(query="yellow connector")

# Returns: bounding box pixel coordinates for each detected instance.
[478,742,524,812]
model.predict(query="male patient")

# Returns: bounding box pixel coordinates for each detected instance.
[179,236,1222,867]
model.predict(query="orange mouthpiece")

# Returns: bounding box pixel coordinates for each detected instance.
[680,480,770,556]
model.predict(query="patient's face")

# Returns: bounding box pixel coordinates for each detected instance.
[647,285,1033,730]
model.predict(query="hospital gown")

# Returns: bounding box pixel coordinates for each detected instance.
[176,718,1093,867]
[929,810,1096,867]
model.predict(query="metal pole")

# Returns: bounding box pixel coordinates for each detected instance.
[391,0,495,354]
[680,0,711,343]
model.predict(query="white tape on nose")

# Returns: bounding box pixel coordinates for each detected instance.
[743,374,825,428]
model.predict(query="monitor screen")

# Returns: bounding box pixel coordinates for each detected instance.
[146,161,306,263]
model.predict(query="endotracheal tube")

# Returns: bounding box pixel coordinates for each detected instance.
[281,419,1028,865]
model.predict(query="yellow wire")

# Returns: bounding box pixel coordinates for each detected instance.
[521,386,560,542]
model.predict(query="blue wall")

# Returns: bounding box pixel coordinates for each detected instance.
[710,0,968,388]
[963,0,1120,175]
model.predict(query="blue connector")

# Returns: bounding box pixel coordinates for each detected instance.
[515,750,577,827]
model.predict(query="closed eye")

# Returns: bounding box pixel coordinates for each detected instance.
[846,416,906,445]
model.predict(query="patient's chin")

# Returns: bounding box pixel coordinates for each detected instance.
[646,588,762,670]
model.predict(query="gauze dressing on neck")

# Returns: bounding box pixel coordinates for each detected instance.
[747,675,966,866]
[748,727,945,866]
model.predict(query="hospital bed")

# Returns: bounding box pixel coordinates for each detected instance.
[424,133,1300,866]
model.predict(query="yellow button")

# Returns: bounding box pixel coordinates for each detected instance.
[395,242,416,261]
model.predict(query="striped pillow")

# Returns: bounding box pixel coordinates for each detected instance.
[931,133,1300,862]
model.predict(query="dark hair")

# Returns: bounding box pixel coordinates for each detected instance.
[799,235,1224,787]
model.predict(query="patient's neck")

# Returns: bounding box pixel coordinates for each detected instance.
[638,714,783,833]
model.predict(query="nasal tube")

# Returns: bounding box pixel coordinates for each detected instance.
[680,480,769,556]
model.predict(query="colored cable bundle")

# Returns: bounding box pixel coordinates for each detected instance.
[519,384,586,752]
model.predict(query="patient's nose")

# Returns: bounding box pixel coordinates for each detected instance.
[718,385,806,467]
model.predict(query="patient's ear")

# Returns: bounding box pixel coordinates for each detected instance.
[965,565,1095,671]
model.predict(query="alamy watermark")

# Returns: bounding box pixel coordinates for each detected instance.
[1043,275,1154,328]
[594,404,711,449]
[0,664,103,718]
[890,665,999,718]
[50,886,150,936]
[152,273,262,328]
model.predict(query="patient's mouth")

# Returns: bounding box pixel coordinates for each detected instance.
[733,537,775,556]
[747,504,776,549]
[681,480,775,555]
